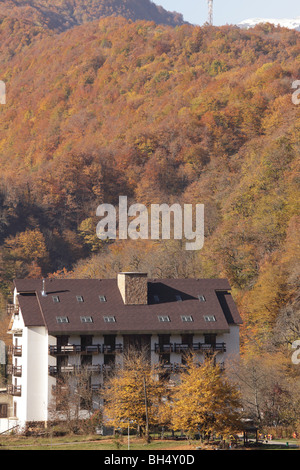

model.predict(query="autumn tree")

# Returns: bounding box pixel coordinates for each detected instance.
[0,228,49,295]
[78,217,105,253]
[103,348,167,441]
[171,355,243,440]
[48,365,102,434]
[227,352,300,429]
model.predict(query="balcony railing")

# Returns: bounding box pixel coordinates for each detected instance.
[174,342,226,353]
[49,344,123,356]
[102,344,123,354]
[8,345,22,357]
[49,342,226,356]
[158,362,225,373]
[7,365,22,377]
[49,360,225,377]
[6,304,19,315]
[49,364,113,376]
[7,385,22,396]
[202,342,226,353]
[155,342,226,354]
[154,344,173,353]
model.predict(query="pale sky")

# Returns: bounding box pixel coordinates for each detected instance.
[155,0,300,26]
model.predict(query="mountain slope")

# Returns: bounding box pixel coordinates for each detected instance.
[0,0,186,31]
[0,18,299,350]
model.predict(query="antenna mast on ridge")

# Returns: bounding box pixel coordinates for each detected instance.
[207,0,213,25]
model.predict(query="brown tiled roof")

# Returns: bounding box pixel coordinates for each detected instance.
[14,278,242,335]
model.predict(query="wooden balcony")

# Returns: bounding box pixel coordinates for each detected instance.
[7,385,22,397]
[159,362,190,372]
[50,345,89,355]
[154,343,173,353]
[174,342,226,353]
[49,364,104,376]
[174,343,199,353]
[8,345,22,357]
[6,304,19,315]
[155,363,188,374]
[159,361,225,373]
[102,344,123,354]
[49,344,123,356]
[7,365,22,377]
[199,343,226,353]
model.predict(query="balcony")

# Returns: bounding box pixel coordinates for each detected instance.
[49,344,123,356]
[49,345,99,355]
[49,364,104,376]
[154,342,226,354]
[154,343,173,353]
[8,345,22,357]
[7,365,22,377]
[158,361,225,373]
[199,343,226,353]
[6,304,19,315]
[7,385,22,397]
[102,344,123,354]
[174,343,199,353]
[174,342,226,353]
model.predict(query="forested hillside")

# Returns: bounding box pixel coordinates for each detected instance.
[0,12,299,352]
[0,0,185,32]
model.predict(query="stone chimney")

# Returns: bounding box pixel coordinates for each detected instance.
[117,272,148,305]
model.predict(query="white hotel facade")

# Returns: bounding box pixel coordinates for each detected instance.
[1,272,242,433]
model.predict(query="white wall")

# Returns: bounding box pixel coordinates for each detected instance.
[47,335,57,421]
[0,418,19,434]
[24,326,49,423]
[223,325,240,364]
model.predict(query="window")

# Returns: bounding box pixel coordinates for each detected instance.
[158,315,170,322]
[56,316,69,323]
[204,315,216,322]
[198,295,206,302]
[176,295,182,301]
[76,295,84,302]
[181,315,193,322]
[0,404,8,418]
[99,295,107,302]
[153,295,160,303]
[52,296,60,303]
[80,316,93,323]
[103,316,115,323]
[204,334,216,346]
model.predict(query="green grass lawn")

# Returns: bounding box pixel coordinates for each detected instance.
[0,434,197,451]
[0,434,299,451]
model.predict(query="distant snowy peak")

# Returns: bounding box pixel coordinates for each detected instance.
[238,17,300,31]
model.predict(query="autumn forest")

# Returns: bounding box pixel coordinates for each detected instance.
[0,0,300,431]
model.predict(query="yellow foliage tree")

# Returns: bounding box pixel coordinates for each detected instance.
[78,217,104,252]
[103,348,167,440]
[4,228,48,264]
[171,355,243,440]
[0,229,49,284]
